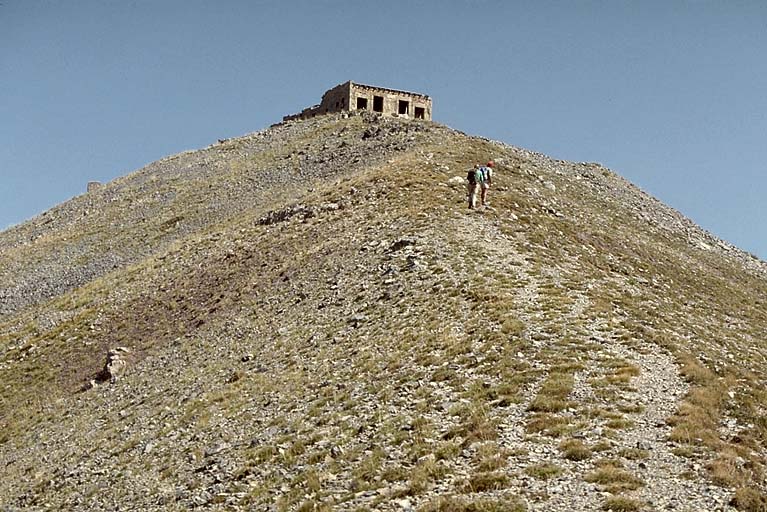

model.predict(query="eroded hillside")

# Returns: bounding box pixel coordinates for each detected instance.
[1,113,766,511]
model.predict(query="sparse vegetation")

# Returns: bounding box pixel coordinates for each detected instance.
[602,495,644,511]
[462,472,510,492]
[560,439,592,461]
[527,372,575,413]
[418,495,527,512]
[585,460,644,492]
[731,486,767,512]
[525,462,563,480]
[0,112,764,510]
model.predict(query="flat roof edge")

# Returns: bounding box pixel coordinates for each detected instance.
[349,81,431,99]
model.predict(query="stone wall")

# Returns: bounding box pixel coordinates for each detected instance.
[320,83,350,115]
[349,83,432,120]
[284,81,432,122]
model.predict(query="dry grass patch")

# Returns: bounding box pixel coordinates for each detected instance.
[668,383,726,446]
[352,447,386,484]
[419,495,527,512]
[434,440,463,462]
[617,403,645,414]
[247,444,277,464]
[462,471,511,492]
[731,486,767,512]
[380,464,409,483]
[525,413,572,438]
[296,500,332,512]
[465,380,520,407]
[527,372,574,413]
[671,446,698,458]
[605,418,634,430]
[445,406,499,446]
[474,442,510,472]
[591,440,613,452]
[525,462,563,480]
[407,457,447,495]
[559,438,592,461]
[602,495,644,511]
[668,351,767,498]
[500,316,526,337]
[585,460,644,493]
[679,354,717,386]
[431,366,458,383]
[606,364,640,385]
[707,454,748,487]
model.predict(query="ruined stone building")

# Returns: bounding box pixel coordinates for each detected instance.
[284,81,432,122]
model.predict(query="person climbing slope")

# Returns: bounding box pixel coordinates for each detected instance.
[480,161,494,207]
[466,164,482,209]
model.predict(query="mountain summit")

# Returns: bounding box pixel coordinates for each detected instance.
[1,113,766,511]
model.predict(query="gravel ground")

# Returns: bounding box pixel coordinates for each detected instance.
[1,113,765,511]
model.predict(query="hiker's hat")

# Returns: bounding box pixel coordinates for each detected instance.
[487,161,494,167]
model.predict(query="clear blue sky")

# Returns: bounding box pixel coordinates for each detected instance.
[2,1,766,258]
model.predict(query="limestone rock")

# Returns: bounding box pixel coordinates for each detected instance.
[95,347,131,384]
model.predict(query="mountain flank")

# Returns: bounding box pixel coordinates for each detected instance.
[1,112,767,511]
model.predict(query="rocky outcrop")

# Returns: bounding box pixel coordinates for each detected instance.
[82,347,132,390]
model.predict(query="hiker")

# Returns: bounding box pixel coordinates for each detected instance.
[480,161,494,206]
[467,164,482,209]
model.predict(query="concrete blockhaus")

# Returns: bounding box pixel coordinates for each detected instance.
[284,81,432,122]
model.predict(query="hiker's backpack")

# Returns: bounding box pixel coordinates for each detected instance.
[479,166,492,183]
[467,168,482,184]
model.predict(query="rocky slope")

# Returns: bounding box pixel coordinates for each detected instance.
[1,112,766,511]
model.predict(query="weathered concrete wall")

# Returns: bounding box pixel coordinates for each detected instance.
[319,83,351,114]
[284,81,432,122]
[283,83,350,121]
[349,83,431,120]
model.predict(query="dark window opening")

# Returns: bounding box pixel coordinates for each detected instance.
[414,106,425,119]
[373,95,384,113]
[357,97,368,110]
[398,100,409,115]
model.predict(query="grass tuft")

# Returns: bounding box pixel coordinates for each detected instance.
[585,460,644,492]
[559,439,592,461]
[418,495,527,512]
[525,462,563,480]
[602,495,644,511]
